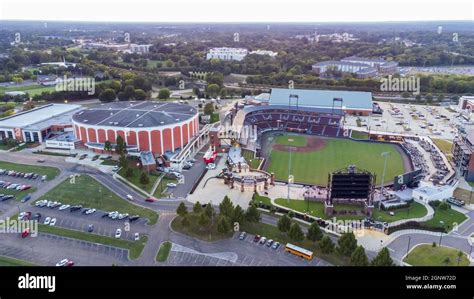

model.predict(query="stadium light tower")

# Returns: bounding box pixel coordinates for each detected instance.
[379,151,391,210]
[289,94,299,110]
[287,138,294,203]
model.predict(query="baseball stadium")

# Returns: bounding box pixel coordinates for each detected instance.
[231,88,413,187]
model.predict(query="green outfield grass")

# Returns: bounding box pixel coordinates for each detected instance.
[404,244,469,266]
[267,135,405,185]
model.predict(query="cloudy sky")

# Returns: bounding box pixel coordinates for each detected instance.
[0,0,472,22]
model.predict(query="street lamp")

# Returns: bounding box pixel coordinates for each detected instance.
[406,236,412,258]
[287,139,294,203]
[379,152,391,210]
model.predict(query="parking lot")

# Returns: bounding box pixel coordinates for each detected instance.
[167,232,331,266]
[0,231,128,266]
[23,203,149,241]
[346,102,470,140]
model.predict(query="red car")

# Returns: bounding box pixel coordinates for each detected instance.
[145,198,155,203]
[253,235,261,242]
[21,229,30,238]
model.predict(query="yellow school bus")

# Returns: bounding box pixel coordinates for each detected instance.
[285,243,313,260]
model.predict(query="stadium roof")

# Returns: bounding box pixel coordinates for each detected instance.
[72,101,197,128]
[268,88,373,111]
[0,104,81,130]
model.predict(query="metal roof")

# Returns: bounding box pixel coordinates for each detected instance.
[0,104,81,129]
[268,88,373,110]
[72,101,197,128]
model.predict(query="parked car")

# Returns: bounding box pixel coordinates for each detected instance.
[87,224,94,232]
[145,198,155,203]
[70,205,82,212]
[44,217,51,225]
[238,232,247,240]
[33,213,41,220]
[128,215,140,222]
[134,232,140,241]
[271,242,280,250]
[266,239,274,247]
[21,229,30,238]
[259,237,267,244]
[115,229,122,239]
[37,159,45,163]
[56,259,74,267]
[49,218,57,226]
[166,183,177,188]
[85,208,96,215]
[59,204,70,211]
[253,235,261,242]
[20,194,32,203]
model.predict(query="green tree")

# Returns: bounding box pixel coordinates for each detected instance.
[206,84,220,97]
[231,205,245,225]
[370,247,395,266]
[176,202,188,217]
[288,223,304,242]
[134,89,147,101]
[181,215,190,227]
[245,204,261,222]
[125,167,133,178]
[443,257,451,266]
[351,246,369,266]
[204,203,215,219]
[158,88,171,100]
[219,196,234,218]
[306,222,323,242]
[198,212,210,229]
[193,201,203,214]
[98,88,116,102]
[119,153,127,169]
[103,140,112,154]
[337,232,358,257]
[203,102,215,116]
[277,214,292,233]
[320,236,335,254]
[216,215,231,234]
[219,88,227,99]
[116,135,126,155]
[287,211,295,218]
[401,91,410,98]
[140,171,150,185]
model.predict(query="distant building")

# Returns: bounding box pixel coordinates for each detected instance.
[312,56,398,78]
[452,129,474,181]
[80,41,152,54]
[458,96,474,112]
[206,47,248,61]
[249,50,278,57]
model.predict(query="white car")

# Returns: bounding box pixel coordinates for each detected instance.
[112,166,119,172]
[134,232,140,241]
[206,163,216,170]
[46,201,55,208]
[115,229,122,239]
[55,259,71,267]
[49,218,57,226]
[35,200,47,207]
[44,217,51,225]
[85,208,96,215]
[118,213,129,220]
[166,183,177,188]
[59,204,70,211]
[126,194,134,201]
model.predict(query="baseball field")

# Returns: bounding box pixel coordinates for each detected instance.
[265,134,407,186]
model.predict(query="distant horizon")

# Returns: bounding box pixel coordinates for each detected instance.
[0,0,472,23]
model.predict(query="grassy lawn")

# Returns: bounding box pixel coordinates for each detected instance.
[153,176,177,198]
[37,175,158,225]
[421,207,467,231]
[351,130,369,140]
[0,255,37,266]
[404,244,469,266]
[100,159,119,166]
[171,213,234,242]
[253,193,272,206]
[432,138,453,155]
[372,202,428,222]
[39,224,148,260]
[0,161,60,181]
[274,198,426,222]
[156,241,172,262]
[118,167,158,193]
[239,221,349,266]
[0,85,56,96]
[210,112,220,123]
[267,136,405,185]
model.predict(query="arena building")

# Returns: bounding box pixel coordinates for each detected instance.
[72,101,199,155]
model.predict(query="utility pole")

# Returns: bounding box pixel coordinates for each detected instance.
[379,152,390,210]
[406,236,411,259]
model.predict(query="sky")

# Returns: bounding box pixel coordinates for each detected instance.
[0,0,472,23]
